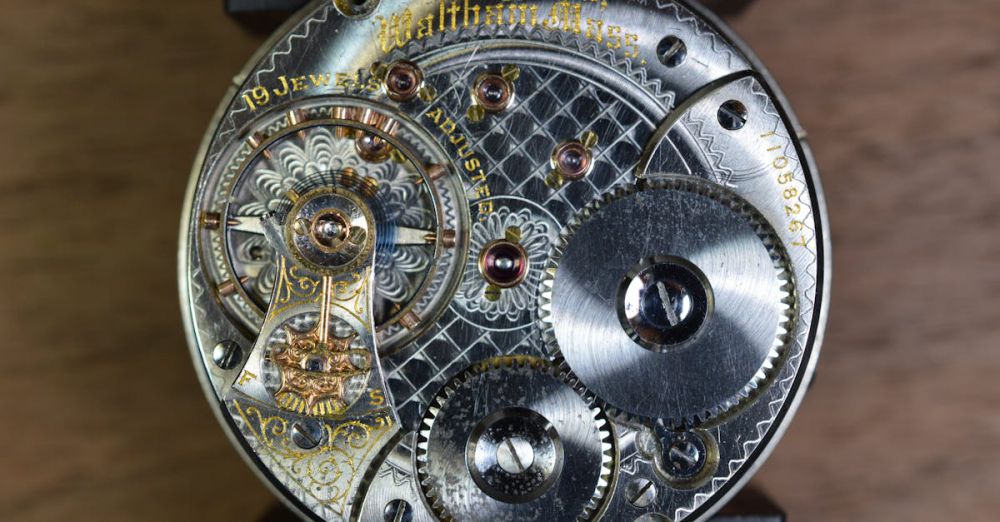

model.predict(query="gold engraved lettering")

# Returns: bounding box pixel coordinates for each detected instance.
[417,13,435,38]
[423,107,493,219]
[760,129,810,248]
[309,73,330,87]
[238,370,258,385]
[586,18,604,43]
[273,76,291,97]
[374,1,636,55]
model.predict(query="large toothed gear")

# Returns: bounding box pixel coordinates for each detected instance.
[181,0,830,520]
[416,357,615,522]
[539,177,796,428]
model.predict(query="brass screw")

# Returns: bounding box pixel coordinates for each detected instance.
[425,163,448,182]
[370,61,388,79]
[545,171,565,189]
[467,104,486,123]
[349,227,368,245]
[419,85,437,102]
[356,133,392,163]
[501,64,521,82]
[201,211,222,230]
[485,285,502,302]
[505,226,522,243]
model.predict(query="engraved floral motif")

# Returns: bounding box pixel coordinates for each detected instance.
[231,400,395,515]
[230,126,433,309]
[457,206,557,323]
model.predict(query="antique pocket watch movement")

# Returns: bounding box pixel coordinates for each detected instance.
[179,0,830,519]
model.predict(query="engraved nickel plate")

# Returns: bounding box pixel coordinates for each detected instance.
[180,1,829,520]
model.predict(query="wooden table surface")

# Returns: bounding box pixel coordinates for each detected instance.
[1,0,998,520]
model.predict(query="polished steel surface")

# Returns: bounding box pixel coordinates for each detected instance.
[180,0,829,519]
[541,178,794,427]
[416,357,612,521]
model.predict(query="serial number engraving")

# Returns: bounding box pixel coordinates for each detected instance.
[760,130,810,248]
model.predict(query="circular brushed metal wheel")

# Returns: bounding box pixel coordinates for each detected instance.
[416,357,613,521]
[540,178,796,428]
[180,1,829,520]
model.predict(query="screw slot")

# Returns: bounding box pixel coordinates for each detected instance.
[625,478,657,508]
[212,341,243,370]
[383,499,413,522]
[654,429,719,488]
[718,100,749,131]
[291,420,327,450]
[656,36,688,68]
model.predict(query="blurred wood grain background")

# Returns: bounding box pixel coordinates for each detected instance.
[1,0,998,520]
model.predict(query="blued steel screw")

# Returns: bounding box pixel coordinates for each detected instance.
[665,434,706,479]
[718,100,749,131]
[212,341,243,370]
[291,420,326,450]
[383,499,413,522]
[657,36,688,68]
[626,478,657,508]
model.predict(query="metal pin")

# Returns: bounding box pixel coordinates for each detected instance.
[246,132,265,149]
[217,276,249,297]
[201,211,222,230]
[425,163,448,182]
[440,229,457,249]
[399,311,420,330]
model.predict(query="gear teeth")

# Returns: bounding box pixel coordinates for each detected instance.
[538,175,798,430]
[415,356,615,522]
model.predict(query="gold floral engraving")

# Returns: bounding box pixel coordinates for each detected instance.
[232,401,395,514]
[270,258,371,322]
[272,257,322,315]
